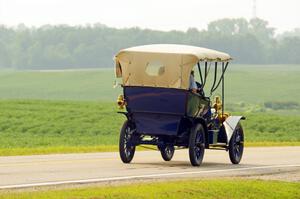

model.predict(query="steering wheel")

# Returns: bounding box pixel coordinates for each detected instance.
[196,82,205,96]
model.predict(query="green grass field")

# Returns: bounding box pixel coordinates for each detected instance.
[0,65,299,155]
[1,179,299,199]
[0,100,122,148]
[0,65,299,104]
[0,69,120,101]
[0,100,299,156]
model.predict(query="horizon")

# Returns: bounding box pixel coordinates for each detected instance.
[0,0,299,34]
[0,17,298,37]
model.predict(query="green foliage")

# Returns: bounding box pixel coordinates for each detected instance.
[1,18,300,69]
[274,37,300,63]
[264,101,299,110]
[1,179,299,199]
[0,100,123,148]
[0,100,299,152]
[242,113,300,142]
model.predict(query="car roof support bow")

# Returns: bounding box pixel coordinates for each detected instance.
[210,62,229,94]
[197,62,203,85]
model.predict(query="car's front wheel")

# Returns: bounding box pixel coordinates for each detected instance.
[228,123,244,164]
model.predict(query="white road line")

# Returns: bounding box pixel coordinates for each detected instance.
[0,164,299,189]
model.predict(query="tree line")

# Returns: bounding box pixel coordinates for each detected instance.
[0,18,299,69]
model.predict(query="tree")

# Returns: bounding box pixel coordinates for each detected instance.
[0,19,299,69]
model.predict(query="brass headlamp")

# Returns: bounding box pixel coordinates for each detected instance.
[117,94,125,109]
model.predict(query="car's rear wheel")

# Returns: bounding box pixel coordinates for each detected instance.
[228,123,244,164]
[119,120,136,163]
[189,123,205,166]
[159,145,175,161]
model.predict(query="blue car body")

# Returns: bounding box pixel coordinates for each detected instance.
[123,86,214,145]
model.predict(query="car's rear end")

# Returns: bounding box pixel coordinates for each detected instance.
[114,44,239,166]
[124,86,187,136]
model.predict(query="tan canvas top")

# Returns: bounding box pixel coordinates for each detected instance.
[114,44,231,89]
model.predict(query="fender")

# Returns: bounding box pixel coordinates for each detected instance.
[117,111,131,120]
[223,116,246,143]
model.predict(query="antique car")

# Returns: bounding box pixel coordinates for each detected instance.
[114,44,245,166]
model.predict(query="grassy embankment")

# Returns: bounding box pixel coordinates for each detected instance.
[0,179,299,199]
[0,65,299,155]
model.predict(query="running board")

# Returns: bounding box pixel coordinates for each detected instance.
[209,143,228,151]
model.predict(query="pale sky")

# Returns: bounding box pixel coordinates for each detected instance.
[0,0,299,33]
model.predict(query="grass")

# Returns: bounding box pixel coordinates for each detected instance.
[0,100,123,148]
[0,100,299,156]
[0,69,120,101]
[0,65,299,104]
[0,65,299,155]
[0,179,299,199]
[223,64,300,104]
[242,113,300,142]
[0,142,299,156]
[0,145,119,156]
[245,141,300,147]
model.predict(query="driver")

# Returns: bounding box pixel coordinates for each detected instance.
[189,70,198,93]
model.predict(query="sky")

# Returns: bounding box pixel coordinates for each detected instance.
[0,0,299,33]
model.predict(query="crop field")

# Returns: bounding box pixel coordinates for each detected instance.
[0,100,299,155]
[0,65,299,155]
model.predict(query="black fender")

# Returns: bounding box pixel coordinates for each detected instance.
[117,111,131,120]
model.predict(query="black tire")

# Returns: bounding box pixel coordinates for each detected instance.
[228,123,244,164]
[119,120,136,163]
[189,123,206,166]
[159,145,175,161]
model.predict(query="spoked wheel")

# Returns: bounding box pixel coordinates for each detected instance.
[119,120,136,163]
[189,123,206,166]
[228,123,244,164]
[159,145,175,161]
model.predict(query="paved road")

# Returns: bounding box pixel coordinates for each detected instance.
[0,147,299,189]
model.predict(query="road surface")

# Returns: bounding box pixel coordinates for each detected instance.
[0,147,299,189]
